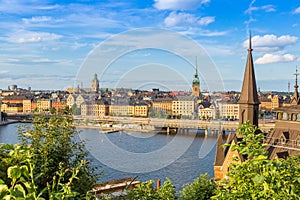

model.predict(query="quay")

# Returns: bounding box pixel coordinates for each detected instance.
[4,114,275,135]
[74,116,275,135]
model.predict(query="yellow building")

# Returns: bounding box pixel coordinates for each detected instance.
[1,103,23,113]
[260,99,272,110]
[218,101,239,119]
[109,105,135,116]
[37,99,51,112]
[134,104,148,117]
[260,95,282,111]
[96,103,109,117]
[152,98,172,115]
[172,96,195,117]
[23,99,32,113]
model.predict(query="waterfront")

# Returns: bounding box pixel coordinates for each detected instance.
[0,123,218,190]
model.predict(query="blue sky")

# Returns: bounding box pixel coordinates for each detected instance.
[0,0,300,92]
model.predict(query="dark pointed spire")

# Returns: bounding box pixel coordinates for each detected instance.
[248,30,252,51]
[239,32,260,105]
[239,32,260,126]
[291,66,300,105]
[295,66,299,87]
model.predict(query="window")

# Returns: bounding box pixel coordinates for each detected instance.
[280,137,285,145]
[282,112,288,120]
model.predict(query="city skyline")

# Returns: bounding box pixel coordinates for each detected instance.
[0,0,300,91]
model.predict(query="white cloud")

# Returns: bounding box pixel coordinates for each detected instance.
[198,16,215,26]
[293,6,300,14]
[0,70,8,74]
[177,27,228,37]
[7,31,62,43]
[22,16,52,24]
[154,0,210,10]
[255,53,298,64]
[164,11,214,27]
[245,4,276,14]
[243,34,298,52]
[164,12,196,27]
[198,30,227,37]
[0,0,60,14]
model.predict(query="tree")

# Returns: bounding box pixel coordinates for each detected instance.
[126,178,176,200]
[0,144,91,199]
[148,108,155,118]
[50,107,56,114]
[18,113,99,198]
[213,121,300,199]
[180,173,216,200]
[71,104,81,115]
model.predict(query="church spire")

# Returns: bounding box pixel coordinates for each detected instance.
[291,66,300,105]
[195,56,198,77]
[248,31,252,51]
[192,56,200,97]
[238,32,260,127]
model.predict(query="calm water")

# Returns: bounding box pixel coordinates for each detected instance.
[0,123,218,190]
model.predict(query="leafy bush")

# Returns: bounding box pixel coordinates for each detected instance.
[126,178,176,200]
[180,173,216,200]
[0,144,89,199]
[13,113,99,198]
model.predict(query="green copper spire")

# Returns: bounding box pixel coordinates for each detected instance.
[192,57,200,86]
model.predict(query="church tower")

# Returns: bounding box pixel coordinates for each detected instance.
[192,59,200,97]
[238,34,260,127]
[92,73,99,93]
[290,67,300,105]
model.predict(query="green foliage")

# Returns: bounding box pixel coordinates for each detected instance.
[213,121,300,199]
[157,178,176,200]
[17,113,99,198]
[180,173,216,200]
[71,104,81,115]
[0,144,87,199]
[231,121,267,159]
[214,155,300,199]
[126,178,176,200]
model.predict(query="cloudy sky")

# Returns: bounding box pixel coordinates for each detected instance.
[0,0,300,91]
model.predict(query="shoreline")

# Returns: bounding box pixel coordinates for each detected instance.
[0,120,20,126]
[75,124,155,133]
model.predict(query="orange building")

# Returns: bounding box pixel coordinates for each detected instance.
[51,98,67,111]
[2,95,26,104]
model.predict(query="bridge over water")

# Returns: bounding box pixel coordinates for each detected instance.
[93,116,275,135]
[6,114,275,135]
